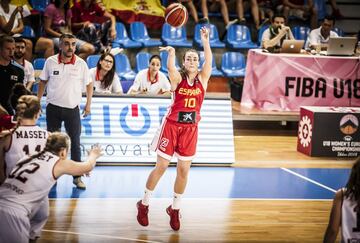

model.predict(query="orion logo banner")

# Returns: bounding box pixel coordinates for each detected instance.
[37,97,235,164]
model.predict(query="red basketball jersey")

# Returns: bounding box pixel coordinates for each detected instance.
[166,75,205,124]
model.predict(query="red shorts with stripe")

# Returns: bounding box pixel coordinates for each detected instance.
[151,119,198,161]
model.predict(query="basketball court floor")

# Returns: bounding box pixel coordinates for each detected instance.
[36,116,352,242]
[36,165,350,242]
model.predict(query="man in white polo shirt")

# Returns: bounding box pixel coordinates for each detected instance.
[37,33,93,190]
[305,15,338,50]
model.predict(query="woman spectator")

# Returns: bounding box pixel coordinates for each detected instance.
[43,0,94,59]
[127,54,170,95]
[0,0,54,60]
[90,52,122,95]
[71,0,116,52]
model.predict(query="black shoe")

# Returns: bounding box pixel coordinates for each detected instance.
[198,17,209,24]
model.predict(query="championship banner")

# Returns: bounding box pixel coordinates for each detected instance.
[102,0,165,29]
[297,106,360,157]
[242,49,360,111]
[37,96,235,164]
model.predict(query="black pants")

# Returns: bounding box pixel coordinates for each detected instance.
[46,103,81,178]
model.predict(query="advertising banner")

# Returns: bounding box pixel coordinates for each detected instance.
[38,96,235,164]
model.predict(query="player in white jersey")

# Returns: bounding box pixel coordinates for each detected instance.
[324,157,360,242]
[0,132,102,243]
[0,94,49,241]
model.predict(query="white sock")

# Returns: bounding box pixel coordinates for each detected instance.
[172,193,182,210]
[142,188,153,206]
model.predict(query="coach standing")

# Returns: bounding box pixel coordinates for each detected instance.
[0,34,24,115]
[37,33,93,190]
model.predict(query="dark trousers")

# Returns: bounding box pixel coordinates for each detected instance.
[46,103,81,178]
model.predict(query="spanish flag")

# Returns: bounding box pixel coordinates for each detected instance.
[102,0,165,29]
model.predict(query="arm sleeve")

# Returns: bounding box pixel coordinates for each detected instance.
[28,63,35,82]
[39,59,49,81]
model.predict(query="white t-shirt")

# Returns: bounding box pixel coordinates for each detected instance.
[128,69,170,95]
[15,60,35,85]
[305,27,339,49]
[89,67,123,94]
[0,4,21,33]
[261,27,295,48]
[39,54,90,108]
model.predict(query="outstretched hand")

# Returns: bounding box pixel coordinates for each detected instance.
[200,26,210,42]
[159,46,175,54]
[87,143,103,159]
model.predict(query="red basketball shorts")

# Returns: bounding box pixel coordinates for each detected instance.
[151,119,198,161]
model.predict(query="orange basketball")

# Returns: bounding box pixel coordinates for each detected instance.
[165,3,188,28]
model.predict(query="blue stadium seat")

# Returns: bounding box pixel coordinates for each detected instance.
[33,58,45,70]
[30,0,49,12]
[161,23,192,48]
[130,22,163,47]
[86,55,100,69]
[135,52,151,73]
[114,54,136,81]
[220,52,246,78]
[333,27,344,37]
[193,23,225,48]
[112,22,142,48]
[225,24,258,49]
[198,51,222,76]
[258,24,270,46]
[292,26,311,41]
[121,80,134,94]
[22,25,35,38]
[159,51,180,75]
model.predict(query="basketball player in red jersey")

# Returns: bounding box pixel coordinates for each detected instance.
[136,26,212,231]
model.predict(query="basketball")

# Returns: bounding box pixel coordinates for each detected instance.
[165,3,188,28]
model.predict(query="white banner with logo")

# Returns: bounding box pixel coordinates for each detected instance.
[38,96,235,164]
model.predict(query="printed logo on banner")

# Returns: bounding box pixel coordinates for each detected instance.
[299,115,312,147]
[339,114,359,141]
[120,104,151,136]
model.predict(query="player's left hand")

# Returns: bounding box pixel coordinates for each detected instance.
[200,26,210,42]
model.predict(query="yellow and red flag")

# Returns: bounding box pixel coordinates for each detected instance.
[102,0,165,29]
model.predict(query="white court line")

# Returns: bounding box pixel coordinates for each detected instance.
[281,167,337,193]
[41,229,162,243]
[49,197,332,201]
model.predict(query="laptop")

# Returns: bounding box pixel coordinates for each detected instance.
[326,37,357,56]
[280,40,304,53]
